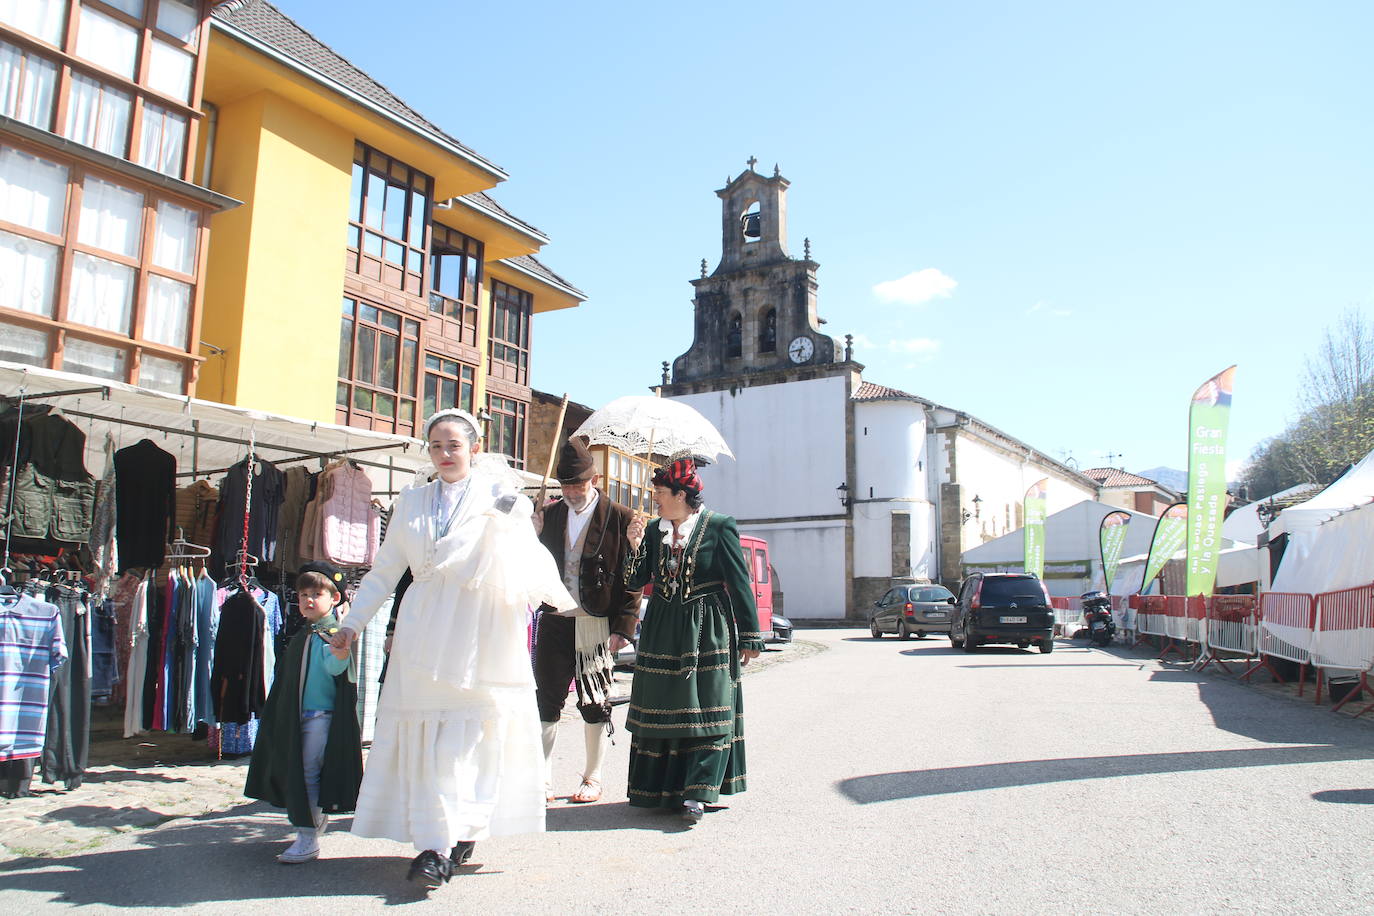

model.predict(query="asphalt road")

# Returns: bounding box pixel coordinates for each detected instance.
[4,630,1373,914]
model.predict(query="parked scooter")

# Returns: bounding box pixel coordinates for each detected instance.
[1080,591,1116,646]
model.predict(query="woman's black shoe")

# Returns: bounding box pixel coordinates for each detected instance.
[407,850,452,889]
[450,841,475,867]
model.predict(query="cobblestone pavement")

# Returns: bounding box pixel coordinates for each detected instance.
[0,638,822,865]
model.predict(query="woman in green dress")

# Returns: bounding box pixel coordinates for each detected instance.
[624,458,765,824]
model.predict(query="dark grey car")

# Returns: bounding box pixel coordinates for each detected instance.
[949,572,1055,653]
[869,583,955,639]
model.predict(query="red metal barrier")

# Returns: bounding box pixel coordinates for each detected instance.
[1312,583,1374,715]
[1197,595,1258,674]
[1246,592,1318,695]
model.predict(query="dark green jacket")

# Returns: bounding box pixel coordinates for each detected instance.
[245,625,363,828]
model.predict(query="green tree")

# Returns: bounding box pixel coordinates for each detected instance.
[1242,307,1374,499]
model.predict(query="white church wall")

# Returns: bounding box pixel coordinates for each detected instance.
[738,519,846,618]
[670,376,848,521]
[853,401,936,583]
[951,433,1097,544]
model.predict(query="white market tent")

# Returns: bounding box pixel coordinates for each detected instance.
[0,361,433,492]
[1110,541,1266,596]
[1270,448,1374,594]
[961,499,1160,595]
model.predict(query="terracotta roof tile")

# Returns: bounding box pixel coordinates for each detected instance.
[211,1,499,173]
[1083,467,1165,488]
[853,382,928,403]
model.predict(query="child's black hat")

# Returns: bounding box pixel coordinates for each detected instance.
[297,561,346,592]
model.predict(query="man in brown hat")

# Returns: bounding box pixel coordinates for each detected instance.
[533,436,640,804]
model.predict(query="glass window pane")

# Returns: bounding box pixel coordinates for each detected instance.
[355,326,375,384]
[340,296,354,316]
[407,189,425,244]
[346,224,359,248]
[147,40,194,103]
[138,102,187,177]
[75,7,140,80]
[68,252,135,334]
[0,228,58,317]
[64,74,132,157]
[441,378,456,409]
[363,232,382,256]
[139,353,184,393]
[0,144,68,235]
[400,339,416,396]
[434,252,461,299]
[0,41,58,130]
[378,310,400,332]
[382,182,405,238]
[0,0,66,46]
[0,320,49,366]
[383,239,403,265]
[143,274,191,348]
[374,393,395,418]
[62,337,128,382]
[404,319,419,337]
[407,248,422,274]
[459,380,472,414]
[152,200,198,274]
[424,354,440,372]
[337,317,352,378]
[399,400,414,422]
[78,176,144,258]
[103,0,145,16]
[359,304,378,324]
[336,382,348,406]
[364,171,385,229]
[352,387,372,412]
[423,374,436,418]
[377,332,397,390]
[348,161,363,223]
[156,0,199,47]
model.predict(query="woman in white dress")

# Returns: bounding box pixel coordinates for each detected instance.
[331,409,573,888]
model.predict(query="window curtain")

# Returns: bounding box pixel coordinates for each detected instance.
[147,40,193,104]
[0,228,58,317]
[75,6,139,80]
[68,252,134,335]
[139,103,187,178]
[62,337,127,382]
[0,321,49,366]
[0,40,57,130]
[143,274,190,348]
[0,0,66,46]
[0,144,68,235]
[78,176,143,258]
[139,353,183,393]
[152,200,197,274]
[64,75,132,157]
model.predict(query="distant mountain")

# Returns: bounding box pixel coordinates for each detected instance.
[1136,466,1187,493]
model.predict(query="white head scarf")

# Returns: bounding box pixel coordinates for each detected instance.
[424,408,481,445]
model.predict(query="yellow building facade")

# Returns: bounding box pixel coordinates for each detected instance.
[0,1,582,472]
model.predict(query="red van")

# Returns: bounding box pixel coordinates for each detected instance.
[740,534,790,641]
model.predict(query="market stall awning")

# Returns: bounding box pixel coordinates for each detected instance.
[0,361,431,484]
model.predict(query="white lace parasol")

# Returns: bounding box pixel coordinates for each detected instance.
[572,395,733,464]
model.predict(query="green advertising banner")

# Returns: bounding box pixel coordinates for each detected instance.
[1186,366,1236,596]
[1023,478,1048,579]
[1141,501,1187,592]
[1099,510,1132,593]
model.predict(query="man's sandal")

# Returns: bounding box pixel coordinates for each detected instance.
[570,778,602,804]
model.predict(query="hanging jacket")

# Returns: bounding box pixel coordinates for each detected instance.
[0,407,95,542]
[114,439,177,571]
[318,462,379,566]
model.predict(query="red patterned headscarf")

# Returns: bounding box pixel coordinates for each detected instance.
[651,458,702,495]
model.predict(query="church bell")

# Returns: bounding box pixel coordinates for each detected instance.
[740,211,762,239]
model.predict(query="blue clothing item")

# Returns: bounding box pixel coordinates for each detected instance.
[159,575,178,731]
[90,598,117,702]
[301,634,348,712]
[300,710,332,808]
[193,574,217,726]
[0,594,66,761]
[218,719,256,755]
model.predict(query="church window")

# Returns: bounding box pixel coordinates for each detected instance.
[726,312,742,358]
[740,201,761,242]
[759,308,776,353]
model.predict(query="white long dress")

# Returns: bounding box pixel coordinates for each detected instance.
[341,471,574,851]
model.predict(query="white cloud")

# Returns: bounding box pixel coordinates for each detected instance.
[849,333,941,362]
[1027,300,1073,319]
[872,268,957,305]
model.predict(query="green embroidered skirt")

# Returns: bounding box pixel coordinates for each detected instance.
[626,589,748,807]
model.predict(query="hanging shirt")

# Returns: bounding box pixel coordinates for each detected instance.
[0,594,67,761]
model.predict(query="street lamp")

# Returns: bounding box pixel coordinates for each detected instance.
[962,494,982,525]
[837,482,850,508]
[972,494,982,519]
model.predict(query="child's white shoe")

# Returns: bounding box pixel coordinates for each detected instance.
[277,830,320,864]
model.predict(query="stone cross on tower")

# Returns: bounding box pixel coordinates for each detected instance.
[746,155,758,171]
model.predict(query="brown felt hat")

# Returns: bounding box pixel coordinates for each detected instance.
[555,437,596,483]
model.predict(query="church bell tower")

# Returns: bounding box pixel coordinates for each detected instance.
[664,160,844,391]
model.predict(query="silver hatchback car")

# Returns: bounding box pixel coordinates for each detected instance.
[869,583,955,639]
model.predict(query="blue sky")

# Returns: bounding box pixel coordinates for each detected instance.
[285,0,1373,478]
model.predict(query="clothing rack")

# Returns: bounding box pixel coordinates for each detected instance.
[166,528,212,561]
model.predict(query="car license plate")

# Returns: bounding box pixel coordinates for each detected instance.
[1000,615,1027,624]
[927,612,946,618]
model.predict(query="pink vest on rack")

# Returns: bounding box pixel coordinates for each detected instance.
[319,462,380,566]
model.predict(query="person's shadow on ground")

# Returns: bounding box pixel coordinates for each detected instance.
[0,802,449,907]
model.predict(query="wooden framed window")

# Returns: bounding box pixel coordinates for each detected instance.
[428,224,481,346]
[0,135,205,393]
[422,353,474,418]
[488,279,530,386]
[336,295,420,435]
[346,141,431,296]
[485,393,526,469]
[603,447,652,513]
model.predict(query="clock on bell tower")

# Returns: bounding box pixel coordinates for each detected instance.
[665,160,843,390]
